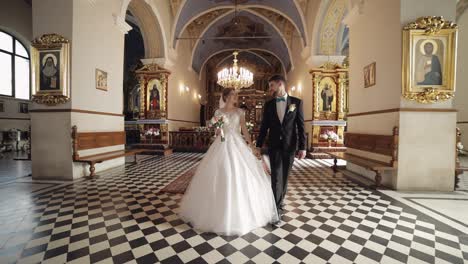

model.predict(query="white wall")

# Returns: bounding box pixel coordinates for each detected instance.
[167,38,202,130]
[455,11,468,148]
[0,0,32,138]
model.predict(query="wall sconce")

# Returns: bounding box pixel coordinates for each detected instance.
[179,85,190,95]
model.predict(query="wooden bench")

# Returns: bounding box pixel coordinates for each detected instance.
[72,126,145,177]
[325,127,399,188]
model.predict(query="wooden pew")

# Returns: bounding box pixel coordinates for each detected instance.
[72,126,145,177]
[325,127,399,188]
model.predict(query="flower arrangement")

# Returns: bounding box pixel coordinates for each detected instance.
[320,130,339,142]
[246,121,254,133]
[144,128,160,143]
[208,115,227,142]
[457,142,466,155]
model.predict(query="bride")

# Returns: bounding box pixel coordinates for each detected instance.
[179,88,279,236]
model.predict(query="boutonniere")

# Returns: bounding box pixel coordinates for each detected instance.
[288,104,296,112]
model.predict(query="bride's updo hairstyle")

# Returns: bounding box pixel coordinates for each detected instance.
[222,88,235,102]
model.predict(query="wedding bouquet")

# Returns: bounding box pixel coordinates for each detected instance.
[320,130,339,142]
[208,115,228,142]
[246,121,254,133]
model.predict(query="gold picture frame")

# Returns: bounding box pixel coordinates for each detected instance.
[31,33,70,106]
[95,69,108,91]
[364,62,376,88]
[402,16,458,104]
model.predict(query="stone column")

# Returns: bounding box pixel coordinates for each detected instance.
[345,0,457,191]
[31,0,127,180]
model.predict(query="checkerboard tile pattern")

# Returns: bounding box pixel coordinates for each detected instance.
[1,153,467,264]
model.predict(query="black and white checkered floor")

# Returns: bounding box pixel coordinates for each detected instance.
[1,153,467,263]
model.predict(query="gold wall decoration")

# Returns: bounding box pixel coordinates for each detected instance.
[402,16,458,104]
[309,63,348,151]
[31,33,70,106]
[135,64,170,120]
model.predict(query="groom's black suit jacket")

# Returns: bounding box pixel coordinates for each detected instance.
[256,95,306,152]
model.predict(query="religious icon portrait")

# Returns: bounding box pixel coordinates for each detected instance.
[402,16,457,103]
[39,51,60,90]
[31,33,70,106]
[95,69,108,91]
[364,62,376,88]
[146,79,164,113]
[414,38,444,86]
[318,77,336,112]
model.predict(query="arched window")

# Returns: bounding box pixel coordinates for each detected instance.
[0,30,30,100]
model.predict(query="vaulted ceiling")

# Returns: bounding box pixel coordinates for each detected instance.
[170,0,309,74]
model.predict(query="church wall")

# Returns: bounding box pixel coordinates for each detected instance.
[287,36,313,150]
[396,0,456,191]
[167,38,202,131]
[31,0,127,179]
[70,0,126,178]
[31,0,74,180]
[0,0,32,138]
[345,0,401,187]
[455,11,468,148]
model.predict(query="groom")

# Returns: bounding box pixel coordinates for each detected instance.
[255,75,306,221]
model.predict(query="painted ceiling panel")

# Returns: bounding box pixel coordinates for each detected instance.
[173,0,306,48]
[191,11,292,73]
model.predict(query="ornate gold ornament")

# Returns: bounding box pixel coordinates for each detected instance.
[135,64,171,119]
[402,16,458,104]
[31,33,71,106]
[403,88,454,104]
[403,16,457,34]
[32,95,70,106]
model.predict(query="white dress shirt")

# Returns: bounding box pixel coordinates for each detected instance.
[276,93,288,123]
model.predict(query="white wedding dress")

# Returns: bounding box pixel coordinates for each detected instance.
[179,108,279,236]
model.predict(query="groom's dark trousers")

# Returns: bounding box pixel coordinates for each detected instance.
[256,96,306,209]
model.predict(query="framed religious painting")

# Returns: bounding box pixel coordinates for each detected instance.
[30,33,70,106]
[402,16,458,103]
[95,69,108,91]
[364,62,376,88]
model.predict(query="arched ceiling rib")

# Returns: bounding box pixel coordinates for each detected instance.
[191,10,292,73]
[173,0,307,48]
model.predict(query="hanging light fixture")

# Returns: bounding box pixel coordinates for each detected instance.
[217,51,254,90]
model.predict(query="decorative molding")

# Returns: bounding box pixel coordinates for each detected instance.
[347,108,457,117]
[0,117,31,121]
[342,0,364,26]
[404,16,458,33]
[112,14,132,34]
[306,55,346,67]
[141,57,174,68]
[319,0,347,55]
[167,119,199,124]
[29,109,124,117]
[301,45,311,59]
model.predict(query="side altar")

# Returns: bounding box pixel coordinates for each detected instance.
[308,62,349,158]
[125,64,173,155]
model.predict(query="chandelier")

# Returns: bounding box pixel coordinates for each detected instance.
[217,51,254,90]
